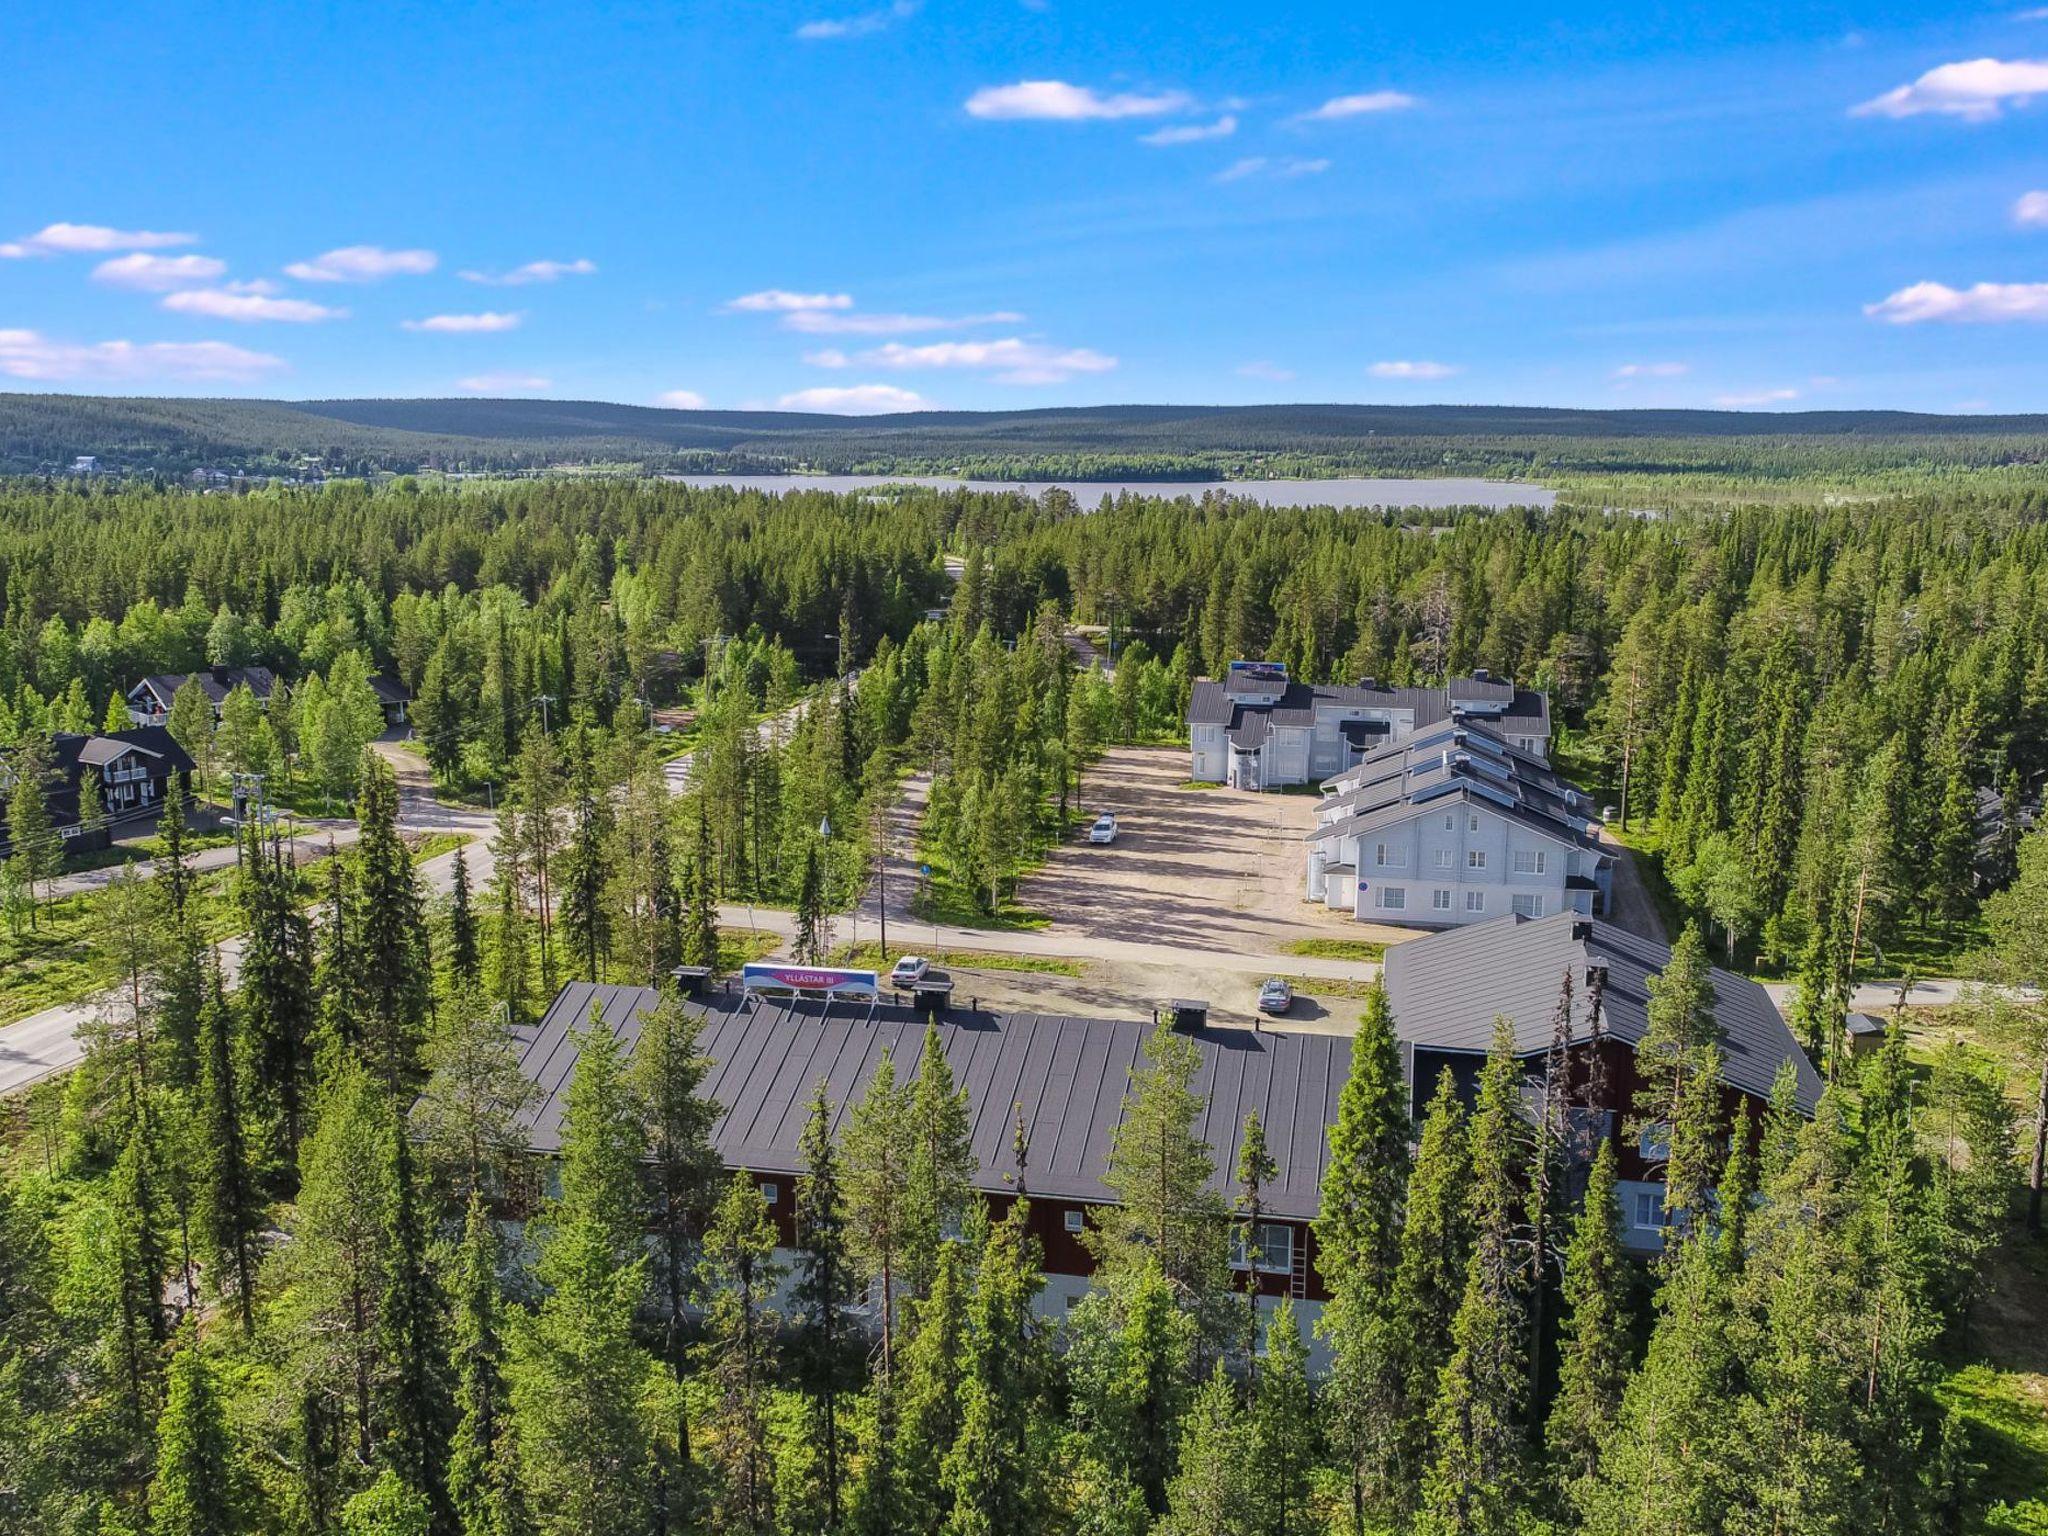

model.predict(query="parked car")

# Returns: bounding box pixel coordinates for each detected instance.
[1088,813,1119,844]
[1257,978,1294,1015]
[890,954,931,986]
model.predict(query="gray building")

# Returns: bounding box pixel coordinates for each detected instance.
[1186,660,1550,790]
[1304,716,1611,928]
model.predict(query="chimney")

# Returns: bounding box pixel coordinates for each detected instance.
[1358,676,1378,690]
[1472,667,1490,682]
[1570,919,1593,944]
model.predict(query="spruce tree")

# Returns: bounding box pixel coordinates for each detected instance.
[1544,1139,1631,1491]
[237,829,318,1162]
[1250,1300,1316,1536]
[699,1172,783,1534]
[447,1195,519,1536]
[632,991,722,1405]
[446,845,480,987]
[1155,1365,1256,1536]
[1417,1019,1531,1536]
[794,843,827,963]
[845,1049,916,1377]
[376,1118,453,1527]
[1068,1257,1196,1515]
[1232,1110,1278,1372]
[196,972,262,1333]
[149,1336,252,1536]
[940,1200,1048,1536]
[905,1021,975,1299]
[1631,922,1723,1233]
[155,774,196,925]
[876,1238,969,1535]
[411,982,539,1204]
[793,1083,856,1527]
[352,753,433,1089]
[682,798,721,970]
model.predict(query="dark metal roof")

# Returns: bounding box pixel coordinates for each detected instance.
[134,666,279,706]
[1380,912,1821,1112]
[517,984,1352,1220]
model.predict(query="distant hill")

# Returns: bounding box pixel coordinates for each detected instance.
[6,392,2048,480]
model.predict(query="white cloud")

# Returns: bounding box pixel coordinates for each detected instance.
[1140,115,1237,146]
[726,289,855,312]
[1713,388,1801,407]
[401,311,524,333]
[848,336,1118,385]
[776,383,931,413]
[160,289,347,323]
[0,223,195,259]
[804,349,852,367]
[1214,156,1329,182]
[784,308,1024,335]
[1296,91,1418,122]
[1369,359,1459,380]
[1852,57,2048,121]
[1865,279,2048,322]
[795,0,916,39]
[458,258,597,286]
[1612,361,1690,379]
[656,389,708,409]
[2016,190,2048,226]
[284,245,438,282]
[1237,360,1296,381]
[90,253,229,291]
[965,80,1194,121]
[458,373,552,392]
[0,328,284,383]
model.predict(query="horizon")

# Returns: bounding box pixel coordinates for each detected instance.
[6,1,2048,415]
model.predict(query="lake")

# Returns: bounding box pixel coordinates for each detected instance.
[664,473,1554,510]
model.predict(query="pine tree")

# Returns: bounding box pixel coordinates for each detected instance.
[1544,1139,1631,1490]
[1068,1257,1196,1515]
[793,1084,856,1528]
[446,845,480,986]
[485,804,532,1021]
[149,1336,252,1536]
[1418,1019,1531,1536]
[447,1195,519,1536]
[1087,1024,1230,1320]
[109,1116,172,1423]
[1232,1110,1277,1371]
[845,1049,916,1378]
[411,981,539,1204]
[1631,922,1723,1234]
[196,973,262,1333]
[905,1021,975,1299]
[557,742,612,980]
[376,1117,453,1526]
[5,733,58,909]
[699,1172,783,1534]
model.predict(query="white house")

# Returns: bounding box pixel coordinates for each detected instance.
[1186,661,1550,790]
[1304,717,1611,928]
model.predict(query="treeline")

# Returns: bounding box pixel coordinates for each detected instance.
[2,754,2034,1536]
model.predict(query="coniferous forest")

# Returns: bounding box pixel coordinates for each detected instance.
[2,472,2047,1534]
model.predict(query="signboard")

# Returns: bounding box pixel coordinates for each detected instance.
[1226,659,1290,686]
[740,962,880,999]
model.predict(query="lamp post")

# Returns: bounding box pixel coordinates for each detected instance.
[817,814,836,957]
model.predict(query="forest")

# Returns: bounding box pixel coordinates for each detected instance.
[1,472,2047,1533]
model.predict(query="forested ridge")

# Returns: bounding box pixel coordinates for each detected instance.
[1,475,2047,1533]
[12,392,2048,481]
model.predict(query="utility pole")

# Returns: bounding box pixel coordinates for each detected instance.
[533,693,556,737]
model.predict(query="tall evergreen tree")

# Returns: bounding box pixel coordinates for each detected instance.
[905,1021,975,1300]
[376,1117,453,1528]
[699,1172,783,1534]
[445,846,480,987]
[940,1200,1048,1536]
[792,1084,856,1529]
[196,971,262,1333]
[447,1195,519,1536]
[845,1049,916,1378]
[1544,1139,1631,1492]
[1250,1300,1316,1536]
[352,754,433,1089]
[1155,1366,1256,1536]
[148,1336,252,1536]
[237,829,318,1162]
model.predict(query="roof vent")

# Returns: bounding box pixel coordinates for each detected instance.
[1472,667,1490,682]
[1155,998,1209,1033]
[1359,676,1378,690]
[1570,919,1593,943]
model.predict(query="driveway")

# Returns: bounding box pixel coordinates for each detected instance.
[1018,747,1407,956]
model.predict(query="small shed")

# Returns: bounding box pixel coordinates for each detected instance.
[1844,1011,1888,1058]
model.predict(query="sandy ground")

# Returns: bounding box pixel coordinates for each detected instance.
[1018,746,1412,955]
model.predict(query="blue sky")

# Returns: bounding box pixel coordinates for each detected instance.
[4,0,2047,413]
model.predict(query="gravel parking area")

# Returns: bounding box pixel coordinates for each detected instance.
[1016,746,1410,958]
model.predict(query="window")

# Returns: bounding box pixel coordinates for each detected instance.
[1467,849,1487,869]
[1443,813,1455,830]
[1632,1191,1664,1230]
[1465,890,1486,912]
[1063,1209,1086,1234]
[760,1181,779,1205]
[1468,813,1481,832]
[1231,1222,1294,1274]
[1513,849,1547,875]
[1511,894,1544,918]
[1376,886,1406,911]
[1433,848,1454,869]
[1432,889,1453,911]
[1373,842,1405,868]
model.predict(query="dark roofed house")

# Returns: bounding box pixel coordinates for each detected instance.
[1187,662,1550,791]
[0,727,195,858]
[127,665,281,726]
[517,983,1348,1337]
[369,673,412,726]
[1381,911,1821,1252]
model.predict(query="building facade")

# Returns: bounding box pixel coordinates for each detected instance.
[0,726,195,857]
[127,665,281,726]
[1186,660,1551,790]
[1305,717,1612,928]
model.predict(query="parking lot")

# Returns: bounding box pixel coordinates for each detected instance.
[1016,746,1409,958]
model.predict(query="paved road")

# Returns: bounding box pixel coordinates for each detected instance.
[1596,829,1667,944]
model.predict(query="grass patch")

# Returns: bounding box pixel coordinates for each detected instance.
[61,830,236,875]
[1176,779,1226,792]
[1940,1361,2048,1534]
[1282,936,1388,962]
[716,927,783,971]
[405,831,473,866]
[1275,973,1382,1002]
[832,941,1084,978]
[906,842,1053,933]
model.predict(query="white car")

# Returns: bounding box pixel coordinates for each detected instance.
[889,955,930,986]
[1088,814,1118,845]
